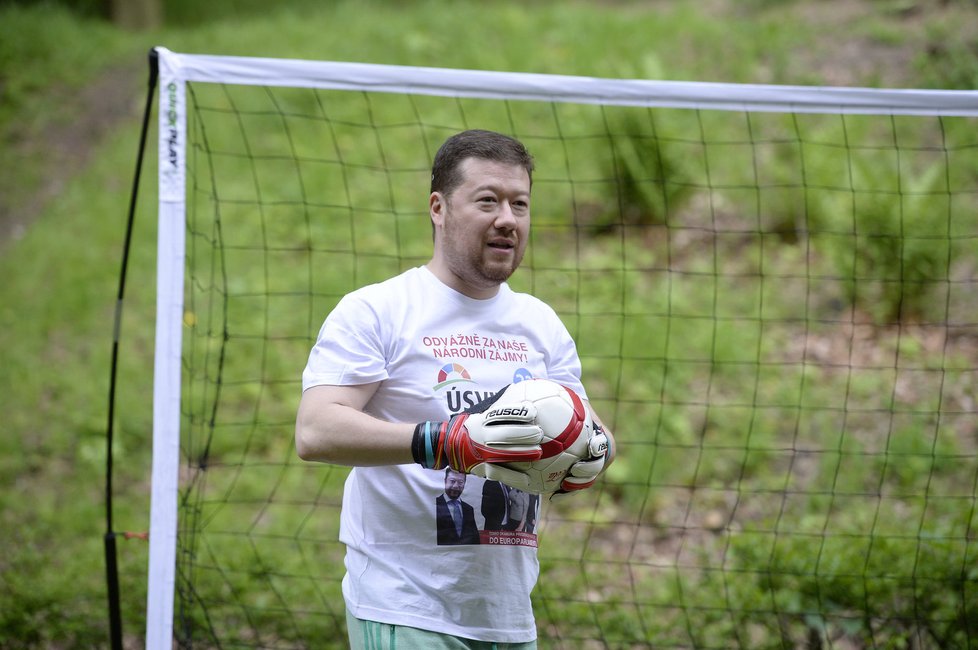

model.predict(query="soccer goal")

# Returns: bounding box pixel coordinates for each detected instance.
[135,46,978,648]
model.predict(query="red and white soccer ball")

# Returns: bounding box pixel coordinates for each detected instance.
[504,378,594,494]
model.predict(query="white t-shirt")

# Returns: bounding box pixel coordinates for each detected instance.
[301,266,585,643]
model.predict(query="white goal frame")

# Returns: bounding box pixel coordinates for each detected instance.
[147,45,978,649]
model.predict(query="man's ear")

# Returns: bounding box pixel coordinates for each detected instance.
[429,191,446,227]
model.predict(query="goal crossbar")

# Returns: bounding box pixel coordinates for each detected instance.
[156,47,978,116]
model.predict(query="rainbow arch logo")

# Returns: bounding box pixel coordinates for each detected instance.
[433,362,474,390]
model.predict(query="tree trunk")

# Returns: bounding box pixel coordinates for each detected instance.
[108,0,162,30]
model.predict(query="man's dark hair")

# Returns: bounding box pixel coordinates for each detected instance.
[430,129,534,196]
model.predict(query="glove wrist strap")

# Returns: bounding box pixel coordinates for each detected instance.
[412,421,446,469]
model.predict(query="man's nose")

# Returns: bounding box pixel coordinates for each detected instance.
[494,202,518,229]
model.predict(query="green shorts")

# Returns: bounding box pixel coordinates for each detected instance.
[346,610,538,650]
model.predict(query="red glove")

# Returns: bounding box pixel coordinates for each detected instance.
[413,385,544,488]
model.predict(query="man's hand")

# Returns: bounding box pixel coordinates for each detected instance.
[413,385,544,488]
[552,423,610,497]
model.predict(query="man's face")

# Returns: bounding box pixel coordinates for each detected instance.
[445,470,466,500]
[431,157,531,296]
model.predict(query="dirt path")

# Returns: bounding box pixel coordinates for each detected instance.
[0,59,146,250]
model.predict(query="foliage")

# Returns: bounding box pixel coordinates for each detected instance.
[916,17,978,90]
[0,3,133,121]
[592,60,697,232]
[789,116,962,325]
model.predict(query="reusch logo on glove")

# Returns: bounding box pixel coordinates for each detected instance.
[485,405,530,420]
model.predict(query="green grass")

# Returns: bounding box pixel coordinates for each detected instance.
[2,0,977,647]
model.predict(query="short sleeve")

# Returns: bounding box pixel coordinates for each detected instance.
[539,303,587,401]
[301,292,390,391]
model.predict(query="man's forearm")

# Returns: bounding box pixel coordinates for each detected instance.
[295,388,415,466]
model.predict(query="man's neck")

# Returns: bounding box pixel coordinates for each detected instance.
[424,260,500,300]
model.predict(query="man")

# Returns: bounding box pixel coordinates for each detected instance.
[296,129,615,649]
[482,479,534,533]
[437,468,481,545]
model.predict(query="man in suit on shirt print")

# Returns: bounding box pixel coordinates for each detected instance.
[436,468,481,545]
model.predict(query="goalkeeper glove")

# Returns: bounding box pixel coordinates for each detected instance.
[553,422,610,497]
[413,385,544,489]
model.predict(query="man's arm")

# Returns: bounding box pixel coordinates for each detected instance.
[296,382,548,490]
[295,383,415,466]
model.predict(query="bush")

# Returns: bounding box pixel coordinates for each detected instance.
[812,155,952,323]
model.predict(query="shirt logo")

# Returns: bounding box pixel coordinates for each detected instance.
[433,362,474,390]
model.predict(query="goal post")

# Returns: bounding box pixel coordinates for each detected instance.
[144,46,978,648]
[146,48,187,650]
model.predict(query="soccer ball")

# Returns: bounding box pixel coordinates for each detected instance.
[502,378,594,494]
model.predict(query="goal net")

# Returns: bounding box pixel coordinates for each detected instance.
[145,47,978,648]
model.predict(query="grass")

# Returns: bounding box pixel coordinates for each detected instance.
[2,0,978,648]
